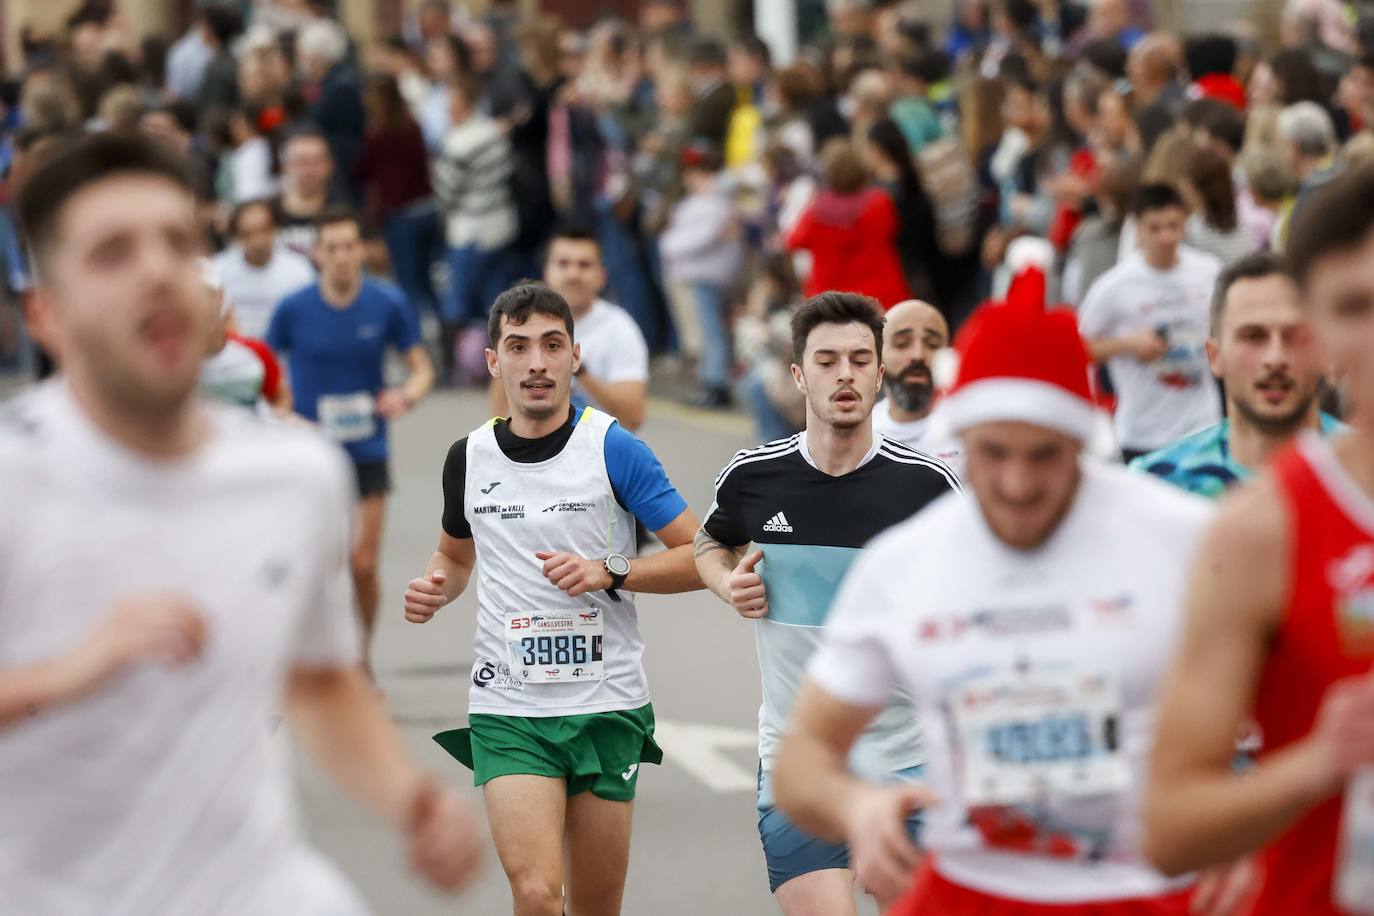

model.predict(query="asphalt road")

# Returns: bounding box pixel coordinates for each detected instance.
[293,389,887,915]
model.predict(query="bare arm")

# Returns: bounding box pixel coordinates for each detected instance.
[285,665,485,890]
[402,344,436,406]
[285,666,428,825]
[536,509,705,597]
[693,525,747,604]
[1145,480,1339,874]
[405,534,476,623]
[1087,329,1166,364]
[576,374,647,431]
[775,681,934,900]
[774,680,882,840]
[0,595,204,730]
[625,508,703,593]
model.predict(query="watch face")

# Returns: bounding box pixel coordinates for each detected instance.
[607,554,631,576]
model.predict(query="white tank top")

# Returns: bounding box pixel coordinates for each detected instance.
[464,407,646,717]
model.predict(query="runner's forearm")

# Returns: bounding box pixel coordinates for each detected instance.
[1145,737,1338,875]
[693,528,744,602]
[284,666,426,828]
[425,550,473,604]
[577,373,646,431]
[773,728,863,843]
[625,543,703,593]
[0,651,105,730]
[401,359,435,406]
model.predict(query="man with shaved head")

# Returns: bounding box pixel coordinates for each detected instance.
[873,300,964,475]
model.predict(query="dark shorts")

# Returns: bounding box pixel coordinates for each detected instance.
[434,704,663,802]
[352,460,391,498]
[757,764,926,893]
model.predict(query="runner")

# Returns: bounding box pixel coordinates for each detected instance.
[266,207,434,660]
[1079,183,1223,462]
[1132,251,1343,498]
[490,225,650,431]
[404,281,702,916]
[0,130,480,913]
[1144,163,1374,916]
[274,129,349,260]
[198,257,291,413]
[772,266,1216,914]
[694,291,960,914]
[213,198,316,340]
[872,298,964,475]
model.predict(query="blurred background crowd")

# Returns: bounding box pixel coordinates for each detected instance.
[1,0,1373,440]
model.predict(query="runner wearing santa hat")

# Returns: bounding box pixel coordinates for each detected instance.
[769,265,1224,914]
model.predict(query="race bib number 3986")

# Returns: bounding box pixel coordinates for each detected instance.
[953,669,1129,808]
[505,610,605,684]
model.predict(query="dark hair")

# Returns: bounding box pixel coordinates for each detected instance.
[901,49,950,85]
[313,206,363,235]
[365,74,417,134]
[1185,34,1236,79]
[790,291,885,365]
[1191,99,1246,154]
[866,119,928,207]
[203,4,243,47]
[487,281,576,347]
[691,37,727,67]
[546,224,602,259]
[1287,164,1374,288]
[1210,251,1291,335]
[1188,147,1238,232]
[820,137,868,194]
[16,131,194,267]
[283,124,331,153]
[1080,39,1128,80]
[1270,48,1328,106]
[1132,182,1186,217]
[229,198,277,236]
[140,35,170,88]
[732,33,772,67]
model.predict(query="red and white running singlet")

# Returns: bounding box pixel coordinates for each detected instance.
[1252,432,1374,915]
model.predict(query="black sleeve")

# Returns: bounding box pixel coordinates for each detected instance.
[701,459,751,547]
[441,438,472,539]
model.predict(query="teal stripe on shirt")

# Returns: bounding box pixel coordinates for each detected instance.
[758,543,862,628]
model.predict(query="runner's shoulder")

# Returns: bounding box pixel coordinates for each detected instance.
[212,404,353,504]
[0,384,54,467]
[874,435,963,493]
[713,434,803,489]
[1090,458,1214,531]
[1208,469,1290,566]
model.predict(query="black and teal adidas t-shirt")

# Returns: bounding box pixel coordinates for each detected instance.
[702,432,961,774]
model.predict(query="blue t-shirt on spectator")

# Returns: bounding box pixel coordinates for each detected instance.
[267,277,419,464]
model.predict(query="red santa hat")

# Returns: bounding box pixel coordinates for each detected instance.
[941,237,1097,442]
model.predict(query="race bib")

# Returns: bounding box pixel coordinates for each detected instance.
[953,669,1129,808]
[505,609,605,684]
[317,392,376,443]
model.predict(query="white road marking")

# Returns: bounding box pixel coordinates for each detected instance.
[655,719,757,793]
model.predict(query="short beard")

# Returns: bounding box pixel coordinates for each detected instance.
[1232,391,1317,437]
[885,378,934,415]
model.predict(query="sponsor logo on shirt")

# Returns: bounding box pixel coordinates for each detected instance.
[473,503,526,520]
[1090,593,1134,624]
[357,324,380,339]
[480,481,502,494]
[762,511,793,533]
[543,500,597,513]
[472,659,524,690]
[1329,544,1374,655]
[917,604,1073,641]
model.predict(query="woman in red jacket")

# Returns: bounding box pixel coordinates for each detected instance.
[784,137,913,309]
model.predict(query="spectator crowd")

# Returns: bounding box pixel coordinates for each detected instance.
[0,0,1371,442]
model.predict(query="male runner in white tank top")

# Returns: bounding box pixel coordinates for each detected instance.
[403,282,702,916]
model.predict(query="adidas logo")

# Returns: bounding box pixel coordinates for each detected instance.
[762,511,793,533]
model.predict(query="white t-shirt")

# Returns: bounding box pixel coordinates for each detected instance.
[1079,248,1223,452]
[0,382,368,915]
[809,460,1211,903]
[871,399,965,479]
[573,299,649,405]
[214,245,316,340]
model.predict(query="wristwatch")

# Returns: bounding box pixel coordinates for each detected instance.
[603,553,630,601]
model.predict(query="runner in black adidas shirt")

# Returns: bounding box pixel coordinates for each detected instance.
[694,292,960,915]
